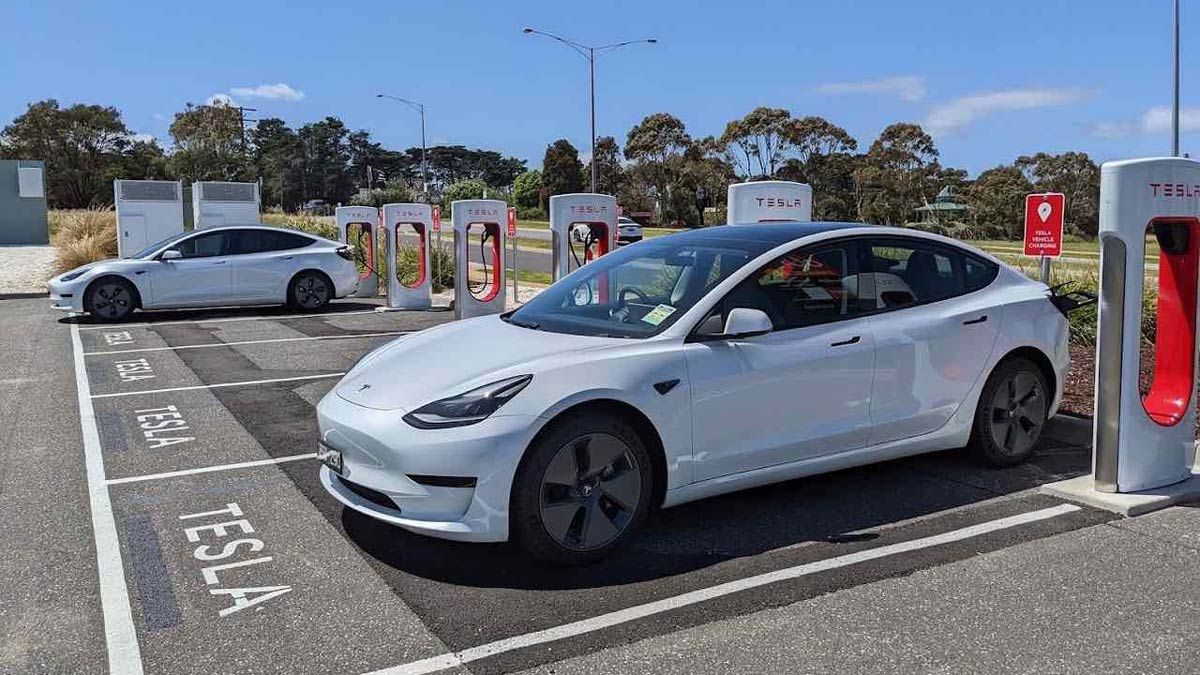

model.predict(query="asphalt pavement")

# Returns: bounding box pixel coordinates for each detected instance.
[2,295,1197,675]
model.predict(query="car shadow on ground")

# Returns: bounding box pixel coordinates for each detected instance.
[342,416,1094,590]
[57,301,392,325]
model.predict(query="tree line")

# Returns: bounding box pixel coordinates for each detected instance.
[1,99,1101,238]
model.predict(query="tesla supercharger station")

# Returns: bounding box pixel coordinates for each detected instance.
[379,203,433,310]
[549,193,618,281]
[1046,157,1200,512]
[336,206,380,298]
[726,180,813,223]
[452,199,506,319]
[192,181,261,229]
[114,179,185,258]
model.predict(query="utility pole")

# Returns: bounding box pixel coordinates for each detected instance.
[523,28,657,193]
[1173,0,1181,156]
[236,106,258,157]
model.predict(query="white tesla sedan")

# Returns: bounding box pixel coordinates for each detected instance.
[318,222,1069,564]
[49,225,359,322]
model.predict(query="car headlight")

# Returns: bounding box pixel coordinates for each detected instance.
[60,269,88,282]
[402,375,533,429]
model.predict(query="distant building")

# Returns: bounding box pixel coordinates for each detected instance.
[914,186,969,223]
[0,160,49,245]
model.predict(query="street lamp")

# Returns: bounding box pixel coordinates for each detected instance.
[377,93,429,200]
[523,27,657,193]
[1172,0,1181,156]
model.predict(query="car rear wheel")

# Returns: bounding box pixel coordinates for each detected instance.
[969,357,1049,467]
[85,277,137,322]
[512,410,653,565]
[288,271,332,310]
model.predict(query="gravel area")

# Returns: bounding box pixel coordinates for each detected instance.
[0,246,55,295]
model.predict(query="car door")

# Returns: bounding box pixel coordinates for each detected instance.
[685,239,876,482]
[146,230,232,307]
[227,229,312,302]
[863,237,1002,445]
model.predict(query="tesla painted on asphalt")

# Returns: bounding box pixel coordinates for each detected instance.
[49,225,359,322]
[317,222,1069,564]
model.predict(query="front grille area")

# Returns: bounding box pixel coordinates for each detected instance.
[407,474,477,488]
[338,476,398,512]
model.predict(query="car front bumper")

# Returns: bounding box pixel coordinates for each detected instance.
[316,388,541,542]
[48,278,85,312]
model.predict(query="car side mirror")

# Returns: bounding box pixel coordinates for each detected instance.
[723,308,773,338]
[160,249,182,261]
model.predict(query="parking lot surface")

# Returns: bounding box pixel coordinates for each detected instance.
[3,296,1189,675]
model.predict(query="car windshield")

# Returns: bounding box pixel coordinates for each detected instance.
[506,236,758,338]
[130,230,192,259]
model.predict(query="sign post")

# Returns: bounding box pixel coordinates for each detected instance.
[1023,192,1065,285]
[507,206,519,304]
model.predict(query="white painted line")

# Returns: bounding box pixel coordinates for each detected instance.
[106,453,317,485]
[85,330,411,356]
[70,315,145,674]
[76,308,381,330]
[91,373,345,399]
[364,503,1082,675]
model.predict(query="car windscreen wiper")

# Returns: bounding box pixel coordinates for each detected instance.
[507,316,541,330]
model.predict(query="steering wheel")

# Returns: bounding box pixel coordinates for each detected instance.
[618,287,649,307]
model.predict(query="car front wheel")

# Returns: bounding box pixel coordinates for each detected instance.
[85,277,137,322]
[511,409,653,565]
[969,357,1049,467]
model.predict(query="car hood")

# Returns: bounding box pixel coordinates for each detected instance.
[54,258,144,281]
[334,315,614,411]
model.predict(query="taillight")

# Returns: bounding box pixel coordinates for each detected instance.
[336,245,353,261]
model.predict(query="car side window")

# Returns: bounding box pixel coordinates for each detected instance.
[963,254,999,292]
[227,229,264,255]
[704,240,867,332]
[173,231,228,258]
[267,231,315,251]
[864,240,962,308]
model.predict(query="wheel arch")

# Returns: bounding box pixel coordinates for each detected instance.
[518,398,669,510]
[83,274,143,312]
[992,345,1058,405]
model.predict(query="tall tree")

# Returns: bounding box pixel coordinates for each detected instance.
[1015,151,1100,237]
[854,122,940,225]
[626,113,692,224]
[593,136,624,197]
[720,107,794,179]
[298,116,354,204]
[513,169,543,209]
[0,99,135,207]
[963,165,1034,238]
[169,101,251,183]
[251,118,304,209]
[542,139,584,197]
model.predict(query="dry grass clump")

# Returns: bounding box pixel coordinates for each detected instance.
[51,208,118,273]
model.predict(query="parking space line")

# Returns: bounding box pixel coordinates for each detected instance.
[70,316,145,674]
[364,503,1082,675]
[90,373,345,399]
[76,308,382,331]
[84,331,412,356]
[106,453,317,485]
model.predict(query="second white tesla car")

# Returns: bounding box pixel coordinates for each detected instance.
[317,222,1070,564]
[49,224,359,322]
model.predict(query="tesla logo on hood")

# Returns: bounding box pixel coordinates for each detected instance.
[357,383,371,392]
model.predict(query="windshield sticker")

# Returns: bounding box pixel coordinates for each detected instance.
[641,304,677,326]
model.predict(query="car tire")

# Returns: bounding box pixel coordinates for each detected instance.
[287,271,332,311]
[968,357,1050,467]
[511,409,654,565]
[84,277,138,323]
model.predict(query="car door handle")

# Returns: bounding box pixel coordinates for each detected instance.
[280,255,294,261]
[830,335,861,347]
[962,315,988,326]
[211,260,227,265]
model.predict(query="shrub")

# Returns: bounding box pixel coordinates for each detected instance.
[260,213,338,240]
[51,208,118,272]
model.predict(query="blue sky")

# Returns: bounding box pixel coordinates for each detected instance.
[1,0,1194,175]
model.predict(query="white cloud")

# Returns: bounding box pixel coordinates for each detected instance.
[206,93,236,107]
[230,83,305,101]
[815,76,927,102]
[925,87,1089,135]
[1092,106,1200,139]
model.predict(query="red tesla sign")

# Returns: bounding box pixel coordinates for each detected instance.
[506,206,517,237]
[1023,193,1065,257]
[432,205,441,233]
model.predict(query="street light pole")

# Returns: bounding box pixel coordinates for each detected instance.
[523,28,657,193]
[1173,0,1181,157]
[377,94,429,201]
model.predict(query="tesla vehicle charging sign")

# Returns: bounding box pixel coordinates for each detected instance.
[507,206,517,237]
[432,205,442,233]
[1023,193,1065,257]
